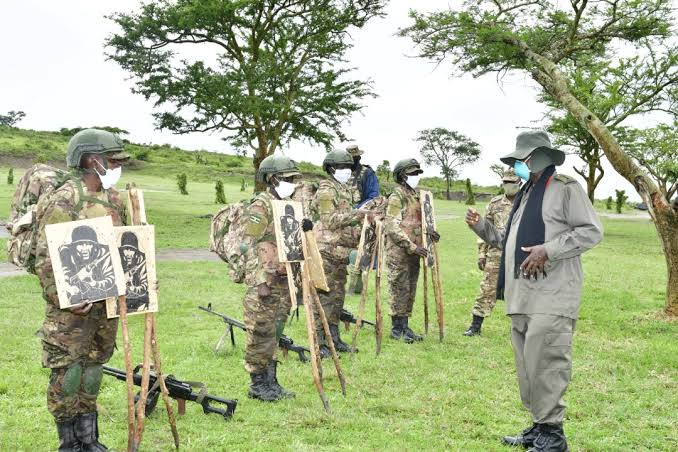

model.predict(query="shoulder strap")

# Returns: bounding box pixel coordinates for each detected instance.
[72,179,126,220]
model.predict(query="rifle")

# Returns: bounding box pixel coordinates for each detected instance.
[102,365,237,421]
[198,304,310,363]
[340,308,375,331]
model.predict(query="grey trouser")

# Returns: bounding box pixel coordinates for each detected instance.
[510,314,576,424]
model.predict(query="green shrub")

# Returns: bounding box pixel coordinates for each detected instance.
[7,167,13,185]
[134,148,150,161]
[240,177,246,192]
[615,189,628,214]
[215,180,226,204]
[177,173,188,195]
[465,178,475,205]
[606,196,613,210]
[34,153,49,164]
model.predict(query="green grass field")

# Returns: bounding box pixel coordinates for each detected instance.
[0,169,675,451]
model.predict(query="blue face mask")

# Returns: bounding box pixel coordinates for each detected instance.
[514,160,530,181]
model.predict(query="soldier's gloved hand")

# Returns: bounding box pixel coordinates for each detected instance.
[302,219,314,232]
[257,283,272,297]
[478,257,486,271]
[414,246,429,258]
[69,301,93,316]
[429,230,441,242]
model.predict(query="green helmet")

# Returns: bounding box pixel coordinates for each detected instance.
[256,154,301,184]
[322,150,353,173]
[393,158,422,182]
[66,128,128,168]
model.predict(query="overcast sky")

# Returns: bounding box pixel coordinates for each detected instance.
[1,0,642,200]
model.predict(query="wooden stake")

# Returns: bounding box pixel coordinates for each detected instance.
[351,227,379,351]
[150,318,180,450]
[301,271,330,414]
[422,260,429,335]
[117,295,136,452]
[374,222,384,355]
[134,313,154,446]
[306,266,346,396]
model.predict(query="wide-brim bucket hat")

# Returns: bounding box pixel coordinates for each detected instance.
[500,131,565,166]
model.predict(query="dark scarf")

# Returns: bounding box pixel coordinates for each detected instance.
[496,165,555,300]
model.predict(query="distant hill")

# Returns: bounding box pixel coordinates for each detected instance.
[0,125,499,198]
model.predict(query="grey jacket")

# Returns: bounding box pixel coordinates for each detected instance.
[471,174,603,319]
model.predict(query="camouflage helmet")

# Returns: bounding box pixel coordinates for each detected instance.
[322,150,353,172]
[502,167,521,183]
[393,158,423,182]
[256,154,301,184]
[66,128,129,168]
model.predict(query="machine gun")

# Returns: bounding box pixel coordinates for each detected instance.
[199,304,310,362]
[340,308,375,331]
[102,365,237,421]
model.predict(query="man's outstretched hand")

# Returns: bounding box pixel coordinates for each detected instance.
[465,208,480,227]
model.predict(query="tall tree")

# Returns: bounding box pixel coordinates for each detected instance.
[376,159,391,181]
[106,0,386,189]
[401,0,678,316]
[415,127,480,199]
[489,163,506,180]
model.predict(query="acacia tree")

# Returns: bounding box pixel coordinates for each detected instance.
[376,159,391,181]
[416,128,480,199]
[489,163,505,180]
[0,110,26,127]
[401,0,678,316]
[106,0,386,190]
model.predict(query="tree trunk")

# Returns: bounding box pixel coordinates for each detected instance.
[253,137,269,192]
[524,48,678,316]
[446,176,451,200]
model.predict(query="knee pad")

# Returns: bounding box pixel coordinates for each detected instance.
[62,363,83,397]
[82,364,103,396]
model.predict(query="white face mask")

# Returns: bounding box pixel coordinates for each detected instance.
[275,180,296,199]
[94,161,122,190]
[333,168,352,184]
[406,175,421,189]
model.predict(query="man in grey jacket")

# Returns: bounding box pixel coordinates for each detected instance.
[466,131,603,452]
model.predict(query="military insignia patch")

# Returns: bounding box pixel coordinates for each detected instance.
[250,215,261,224]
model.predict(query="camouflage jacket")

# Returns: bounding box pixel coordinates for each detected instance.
[385,184,422,253]
[34,179,127,306]
[312,178,361,257]
[242,191,286,287]
[477,194,514,261]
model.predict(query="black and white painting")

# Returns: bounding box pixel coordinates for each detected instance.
[420,190,437,268]
[46,216,125,309]
[355,218,378,272]
[271,200,305,263]
[106,225,158,318]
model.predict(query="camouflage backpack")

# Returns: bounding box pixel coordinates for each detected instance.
[6,164,70,271]
[209,198,259,283]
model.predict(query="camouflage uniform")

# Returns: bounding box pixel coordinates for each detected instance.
[384,184,422,317]
[312,179,361,325]
[472,194,513,317]
[34,178,126,421]
[347,164,372,206]
[241,191,291,374]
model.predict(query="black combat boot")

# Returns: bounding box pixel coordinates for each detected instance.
[56,417,82,452]
[502,423,540,448]
[316,330,332,359]
[248,371,283,401]
[402,317,423,343]
[74,412,107,452]
[330,323,357,353]
[463,315,484,336]
[390,316,404,340]
[266,360,295,399]
[527,424,569,452]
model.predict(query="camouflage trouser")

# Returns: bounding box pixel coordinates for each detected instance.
[40,299,118,421]
[316,251,349,329]
[472,257,500,318]
[243,280,291,374]
[386,247,420,317]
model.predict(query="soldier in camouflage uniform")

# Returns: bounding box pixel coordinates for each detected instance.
[241,154,312,401]
[463,168,521,336]
[312,150,365,355]
[34,129,129,451]
[385,159,439,343]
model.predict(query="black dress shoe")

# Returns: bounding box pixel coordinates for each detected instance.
[527,424,568,452]
[502,423,540,448]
